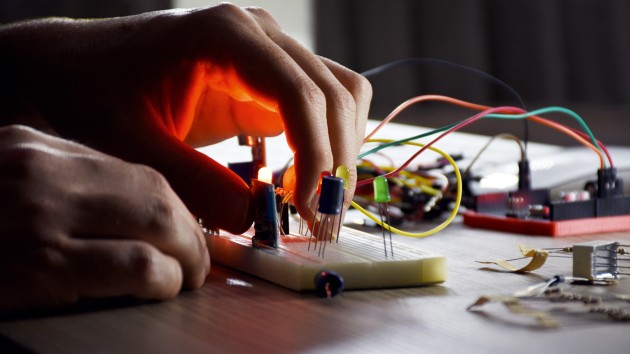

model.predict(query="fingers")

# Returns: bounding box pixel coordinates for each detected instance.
[191,5,366,220]
[319,57,373,155]
[319,57,373,205]
[176,5,329,221]
[68,162,210,289]
[240,6,372,215]
[0,132,213,309]
[185,86,284,147]
[0,238,188,311]
[66,239,185,300]
[126,126,255,234]
[0,124,104,157]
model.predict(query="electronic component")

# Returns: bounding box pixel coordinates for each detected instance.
[477,241,630,280]
[238,135,266,174]
[314,270,345,298]
[373,176,394,258]
[465,169,630,236]
[468,275,630,328]
[309,176,345,257]
[251,167,279,248]
[572,240,627,281]
[301,171,332,236]
[228,135,267,185]
[207,221,446,292]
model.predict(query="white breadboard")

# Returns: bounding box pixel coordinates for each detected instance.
[207,225,446,291]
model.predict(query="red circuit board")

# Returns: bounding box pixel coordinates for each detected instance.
[463,211,630,237]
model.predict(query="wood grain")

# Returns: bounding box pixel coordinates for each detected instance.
[1,221,629,354]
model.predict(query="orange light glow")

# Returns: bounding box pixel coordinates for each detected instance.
[258,166,272,184]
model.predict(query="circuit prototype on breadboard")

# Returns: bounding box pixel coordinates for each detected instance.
[206,223,446,292]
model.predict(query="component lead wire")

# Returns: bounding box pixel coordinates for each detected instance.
[317,215,331,258]
[307,206,320,251]
[309,175,344,258]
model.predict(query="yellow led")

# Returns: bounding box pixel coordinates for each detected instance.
[335,165,350,190]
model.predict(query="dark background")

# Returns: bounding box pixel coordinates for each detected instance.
[0,0,170,23]
[2,0,627,145]
[315,0,630,145]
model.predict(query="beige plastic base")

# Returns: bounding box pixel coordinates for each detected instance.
[207,225,446,292]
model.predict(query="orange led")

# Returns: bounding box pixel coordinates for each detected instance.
[257,166,272,184]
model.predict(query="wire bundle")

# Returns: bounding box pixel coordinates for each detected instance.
[353,94,613,238]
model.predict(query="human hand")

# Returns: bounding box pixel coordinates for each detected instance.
[0,125,209,313]
[0,4,372,232]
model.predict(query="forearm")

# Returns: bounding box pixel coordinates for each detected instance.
[0,16,148,130]
[0,19,70,125]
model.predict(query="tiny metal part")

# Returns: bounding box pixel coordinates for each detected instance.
[373,176,394,258]
[305,171,332,237]
[238,135,267,174]
[573,240,620,281]
[280,197,290,235]
[281,165,303,234]
[314,270,344,298]
[251,168,279,248]
[310,176,344,258]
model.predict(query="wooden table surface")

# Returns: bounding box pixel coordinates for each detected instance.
[1,219,629,354]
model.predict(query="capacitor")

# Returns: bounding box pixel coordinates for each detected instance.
[251,167,279,248]
[309,176,344,257]
[373,176,394,258]
[300,171,333,236]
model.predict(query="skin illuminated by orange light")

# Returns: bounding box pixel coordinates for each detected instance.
[0,4,371,312]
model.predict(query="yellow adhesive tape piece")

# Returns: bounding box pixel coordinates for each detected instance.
[476,244,549,273]
[467,295,559,328]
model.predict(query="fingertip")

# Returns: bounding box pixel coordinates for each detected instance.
[292,156,319,222]
[145,138,255,234]
[205,249,211,276]
[69,240,185,301]
[183,246,210,290]
[135,246,183,300]
[161,256,185,299]
[196,169,254,234]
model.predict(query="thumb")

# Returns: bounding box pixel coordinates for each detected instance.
[126,129,254,235]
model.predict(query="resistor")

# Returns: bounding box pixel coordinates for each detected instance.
[373,176,394,258]
[528,204,550,219]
